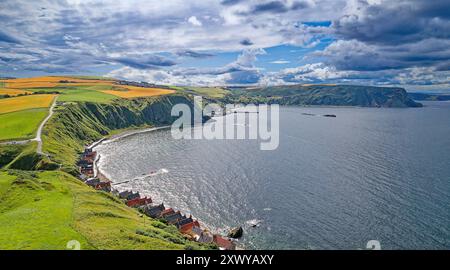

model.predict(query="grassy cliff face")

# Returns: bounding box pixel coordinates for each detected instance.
[43,94,194,173]
[0,170,208,250]
[226,85,422,107]
[0,142,59,171]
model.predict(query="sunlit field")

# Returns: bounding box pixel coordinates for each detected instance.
[0,88,31,97]
[101,85,175,98]
[0,109,48,141]
[0,94,56,114]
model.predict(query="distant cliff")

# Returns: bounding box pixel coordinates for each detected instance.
[408,92,450,101]
[224,85,422,108]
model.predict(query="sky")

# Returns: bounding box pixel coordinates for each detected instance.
[0,0,449,91]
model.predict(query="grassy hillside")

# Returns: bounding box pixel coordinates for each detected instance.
[0,142,58,171]
[0,144,30,168]
[0,170,208,250]
[181,87,230,98]
[0,109,48,141]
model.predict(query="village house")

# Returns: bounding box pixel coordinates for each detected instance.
[164,211,184,225]
[197,230,214,244]
[126,191,140,201]
[118,190,133,200]
[95,181,112,192]
[144,203,165,218]
[179,220,201,236]
[85,178,100,187]
[80,167,94,177]
[77,159,91,167]
[213,235,235,250]
[175,216,194,229]
[126,196,152,207]
[159,208,175,218]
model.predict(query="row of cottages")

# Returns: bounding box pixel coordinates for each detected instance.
[140,203,236,250]
[77,146,236,250]
[78,149,112,192]
[114,189,153,208]
[84,177,112,192]
[78,149,97,178]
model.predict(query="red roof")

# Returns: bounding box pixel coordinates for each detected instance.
[160,208,175,217]
[126,197,152,207]
[213,235,234,250]
[94,181,111,190]
[179,221,201,234]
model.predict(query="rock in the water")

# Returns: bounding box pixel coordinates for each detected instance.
[228,226,243,239]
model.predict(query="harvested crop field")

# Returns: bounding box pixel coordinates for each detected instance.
[1,76,115,89]
[101,86,175,98]
[0,94,56,114]
[0,89,31,96]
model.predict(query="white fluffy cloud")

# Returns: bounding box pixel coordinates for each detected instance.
[0,0,449,89]
[188,16,203,26]
[108,48,266,85]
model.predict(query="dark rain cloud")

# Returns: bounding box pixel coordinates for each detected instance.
[332,0,450,45]
[251,1,310,14]
[313,38,450,72]
[220,0,245,5]
[113,55,177,70]
[176,50,215,58]
[0,31,20,44]
[240,38,254,46]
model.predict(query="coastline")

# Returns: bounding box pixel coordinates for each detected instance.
[88,125,171,151]
[90,125,172,183]
[87,125,241,249]
[90,125,172,185]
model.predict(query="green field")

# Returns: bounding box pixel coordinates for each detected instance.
[183,87,230,98]
[0,170,209,250]
[69,75,115,81]
[57,88,116,103]
[27,86,117,103]
[0,109,48,141]
[0,171,90,249]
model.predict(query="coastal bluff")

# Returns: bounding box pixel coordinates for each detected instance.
[224,85,422,108]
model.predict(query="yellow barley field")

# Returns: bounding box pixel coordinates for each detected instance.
[0,76,175,99]
[1,76,115,89]
[0,94,56,114]
[101,86,175,98]
[0,88,32,96]
[4,82,59,89]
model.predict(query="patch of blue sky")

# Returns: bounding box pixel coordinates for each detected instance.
[258,40,334,71]
[176,37,335,72]
[301,21,332,27]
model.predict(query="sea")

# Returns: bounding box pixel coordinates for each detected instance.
[95,101,450,249]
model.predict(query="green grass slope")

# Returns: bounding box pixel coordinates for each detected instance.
[0,109,48,141]
[26,86,117,103]
[181,87,230,98]
[0,170,208,250]
[57,88,117,103]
